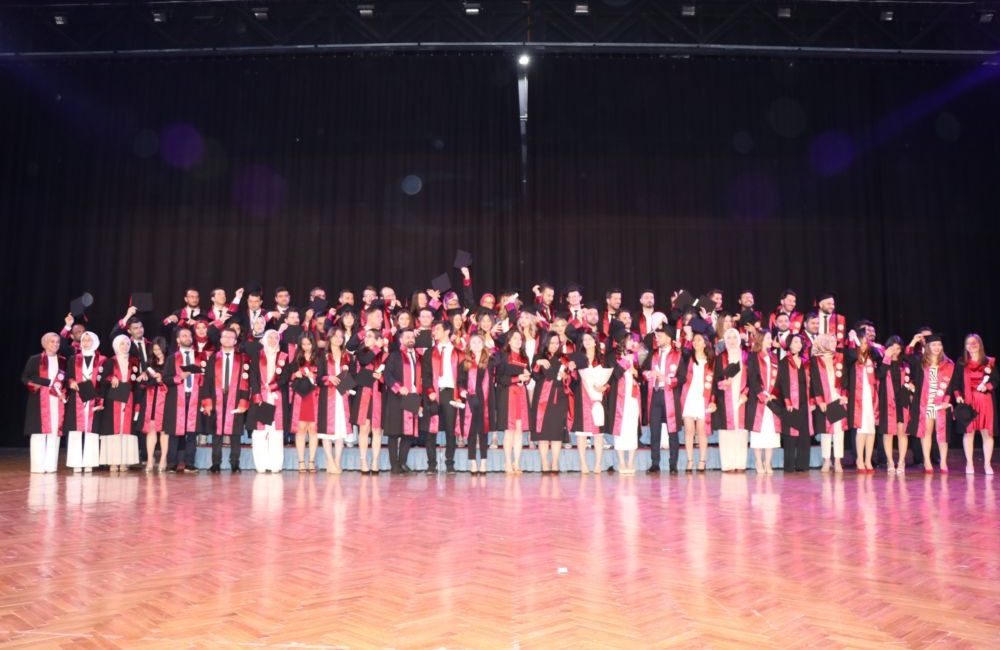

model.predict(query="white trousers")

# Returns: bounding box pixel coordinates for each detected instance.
[819,424,845,460]
[99,435,139,467]
[30,433,60,473]
[66,431,100,469]
[718,429,748,471]
[252,430,285,472]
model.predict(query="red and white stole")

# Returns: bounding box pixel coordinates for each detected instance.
[213,351,248,435]
[170,350,202,435]
[785,356,810,437]
[74,353,104,432]
[325,350,352,433]
[37,355,66,434]
[401,350,422,437]
[461,363,492,435]
[851,357,879,427]
[752,352,780,432]
[719,348,747,429]
[916,359,954,439]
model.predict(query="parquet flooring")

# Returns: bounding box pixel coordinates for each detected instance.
[0,450,996,649]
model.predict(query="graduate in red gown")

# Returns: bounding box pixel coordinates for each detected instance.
[904,332,954,473]
[64,331,105,473]
[877,336,912,474]
[354,329,387,474]
[775,334,813,472]
[288,333,325,473]
[382,328,422,474]
[642,325,684,473]
[248,329,290,473]
[100,335,141,472]
[22,332,67,473]
[200,328,252,473]
[161,326,205,472]
[319,328,354,474]
[844,328,881,473]
[953,334,995,475]
[531,332,571,473]
[495,330,532,474]
[136,338,170,472]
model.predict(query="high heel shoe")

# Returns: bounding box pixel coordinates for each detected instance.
[298,461,306,473]
[307,461,316,473]
[697,461,706,472]
[686,461,693,472]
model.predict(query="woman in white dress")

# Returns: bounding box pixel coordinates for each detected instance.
[746,329,781,473]
[610,331,641,474]
[681,331,716,471]
[319,328,354,474]
[713,328,749,472]
[250,330,289,473]
[845,328,880,473]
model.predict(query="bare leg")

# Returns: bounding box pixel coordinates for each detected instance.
[552,442,562,471]
[503,429,515,473]
[322,438,335,472]
[753,448,764,472]
[512,422,523,472]
[334,438,344,472]
[145,431,157,470]
[764,448,774,473]
[964,432,975,473]
[896,425,908,473]
[539,441,550,471]
[576,434,589,472]
[883,434,896,472]
[158,433,169,470]
[358,423,371,472]
[372,428,383,471]
[921,419,934,470]
[295,425,307,467]
[697,420,708,470]
[684,418,695,470]
[983,432,995,474]
[593,433,604,473]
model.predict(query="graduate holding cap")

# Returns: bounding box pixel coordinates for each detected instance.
[810,333,849,473]
[287,332,325,473]
[64,330,105,473]
[22,332,67,474]
[248,329,290,473]
[904,332,955,473]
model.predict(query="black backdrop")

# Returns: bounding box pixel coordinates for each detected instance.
[2,51,998,445]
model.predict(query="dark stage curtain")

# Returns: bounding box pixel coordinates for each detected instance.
[2,51,999,444]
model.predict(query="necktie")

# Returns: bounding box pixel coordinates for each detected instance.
[224,353,231,389]
[184,351,193,391]
[408,352,416,389]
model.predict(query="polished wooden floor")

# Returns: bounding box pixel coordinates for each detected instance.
[0,451,997,649]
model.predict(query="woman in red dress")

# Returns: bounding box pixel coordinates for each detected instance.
[954,334,995,475]
[290,334,326,472]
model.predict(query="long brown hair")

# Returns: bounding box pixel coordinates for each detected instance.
[691,332,716,366]
[502,329,527,364]
[294,333,317,367]
[962,333,987,365]
[922,342,951,368]
[463,334,491,370]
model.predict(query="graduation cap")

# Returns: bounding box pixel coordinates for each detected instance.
[282,324,303,341]
[130,292,153,313]
[308,298,329,315]
[336,304,357,317]
[824,401,848,422]
[695,295,715,313]
[739,309,759,325]
[251,402,276,427]
[180,364,203,374]
[445,307,465,318]
[401,393,421,414]
[569,351,589,368]
[355,368,375,388]
[653,323,673,338]
[77,380,98,402]
[335,372,357,395]
[107,382,132,403]
[415,329,433,349]
[673,290,696,312]
[766,399,786,416]
[292,378,315,397]
[954,403,977,429]
[430,273,452,294]
[453,249,473,269]
[723,362,741,378]
[924,333,943,344]
[69,293,94,319]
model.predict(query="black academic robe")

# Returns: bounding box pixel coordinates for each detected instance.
[531,358,570,441]
[381,349,422,437]
[21,353,67,436]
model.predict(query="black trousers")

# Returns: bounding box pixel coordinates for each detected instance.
[387,435,413,472]
[423,389,457,470]
[166,431,198,468]
[467,408,489,462]
[782,432,812,471]
[210,395,243,468]
[648,390,679,470]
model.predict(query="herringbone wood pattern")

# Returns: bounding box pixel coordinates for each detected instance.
[0,453,996,649]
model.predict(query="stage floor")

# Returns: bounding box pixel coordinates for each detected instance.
[0,451,997,649]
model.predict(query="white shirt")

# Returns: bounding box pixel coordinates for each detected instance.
[438,343,455,389]
[181,348,195,392]
[406,350,417,390]
[46,354,59,385]
[656,349,668,389]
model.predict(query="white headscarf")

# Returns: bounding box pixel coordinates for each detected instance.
[80,331,100,357]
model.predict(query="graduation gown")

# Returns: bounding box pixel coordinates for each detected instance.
[199,350,252,435]
[531,357,571,441]
[21,353,67,436]
[744,351,782,434]
[495,352,532,431]
[162,348,206,436]
[318,349,354,436]
[876,356,911,433]
[844,347,881,432]
[951,357,996,435]
[382,348,422,437]
[457,357,496,437]
[810,354,848,433]
[248,348,291,431]
[776,356,812,437]
[64,352,106,434]
[100,355,139,435]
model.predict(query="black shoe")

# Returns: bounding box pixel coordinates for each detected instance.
[390,468,403,475]
[232,465,241,473]
[424,468,437,475]
[669,466,678,474]
[183,467,199,474]
[401,464,413,473]
[446,466,457,475]
[165,466,177,473]
[372,469,380,475]
[209,465,221,474]
[647,465,660,474]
